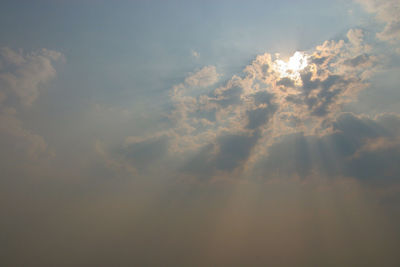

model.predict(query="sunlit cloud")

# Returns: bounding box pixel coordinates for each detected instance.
[274,51,308,85]
[111,28,384,182]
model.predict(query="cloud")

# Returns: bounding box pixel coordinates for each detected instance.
[354,0,400,45]
[0,47,63,106]
[184,65,219,88]
[106,28,384,182]
[253,113,400,186]
[180,131,261,179]
[94,140,137,176]
[0,107,50,160]
[0,47,63,160]
[121,134,169,171]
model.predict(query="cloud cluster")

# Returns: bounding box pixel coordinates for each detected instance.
[109,28,397,185]
[0,47,63,160]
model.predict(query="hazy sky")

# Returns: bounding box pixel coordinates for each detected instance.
[1,1,400,266]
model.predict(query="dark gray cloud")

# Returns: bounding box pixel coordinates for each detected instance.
[344,54,370,67]
[277,77,295,87]
[214,132,260,171]
[119,135,169,172]
[311,56,329,65]
[181,131,261,177]
[247,91,277,129]
[298,72,351,116]
[211,85,243,108]
[253,113,400,185]
[189,107,217,122]
[246,106,274,129]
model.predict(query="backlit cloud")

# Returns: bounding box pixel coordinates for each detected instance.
[112,28,387,183]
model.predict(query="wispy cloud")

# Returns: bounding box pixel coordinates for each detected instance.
[0,47,63,161]
[355,0,400,49]
[0,47,63,106]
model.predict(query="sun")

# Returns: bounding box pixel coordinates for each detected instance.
[274,51,308,84]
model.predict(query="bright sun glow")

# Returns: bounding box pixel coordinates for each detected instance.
[274,51,308,84]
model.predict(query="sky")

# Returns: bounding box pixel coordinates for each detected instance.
[1,0,400,266]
